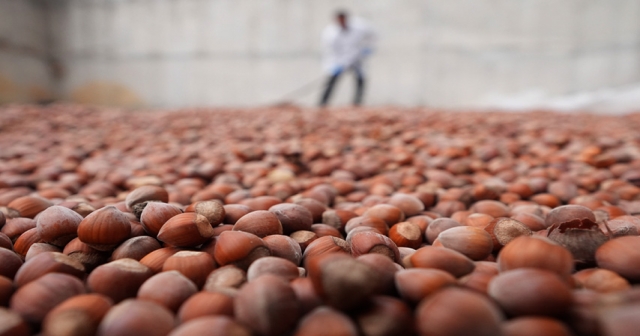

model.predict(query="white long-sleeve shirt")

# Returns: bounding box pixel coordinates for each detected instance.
[322,17,376,73]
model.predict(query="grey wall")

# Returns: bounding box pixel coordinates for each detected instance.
[5,0,640,108]
[0,0,53,104]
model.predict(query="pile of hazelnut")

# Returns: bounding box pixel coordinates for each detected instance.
[1,104,640,335]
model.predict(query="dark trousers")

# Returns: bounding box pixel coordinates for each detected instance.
[319,68,365,107]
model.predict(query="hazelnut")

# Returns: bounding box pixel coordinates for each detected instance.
[310,223,343,238]
[63,237,108,271]
[14,251,85,287]
[434,226,493,260]
[595,235,640,282]
[137,270,198,312]
[10,273,86,324]
[416,287,504,336]
[484,217,532,252]
[348,230,400,262]
[87,258,154,303]
[157,212,214,247]
[497,236,573,280]
[573,268,630,293]
[268,203,313,234]
[363,204,405,226]
[321,209,357,233]
[488,268,573,317]
[110,236,161,261]
[293,307,358,336]
[233,210,283,238]
[247,256,299,282]
[96,299,176,336]
[169,316,251,336]
[395,268,456,304]
[163,250,216,288]
[458,261,499,294]
[0,307,30,336]
[345,216,389,236]
[42,293,113,336]
[222,204,252,224]
[307,253,379,311]
[124,185,169,211]
[0,233,11,250]
[356,253,399,295]
[502,317,574,336]
[77,206,131,251]
[388,221,422,249]
[203,265,247,294]
[140,202,182,237]
[7,196,52,219]
[0,276,13,306]
[13,228,42,258]
[2,217,36,241]
[355,296,414,336]
[25,242,60,261]
[294,198,327,223]
[470,200,510,217]
[0,249,23,281]
[409,246,476,278]
[290,277,322,315]
[234,274,300,336]
[290,230,318,252]
[139,247,181,273]
[301,236,350,262]
[214,230,271,270]
[177,291,234,323]
[425,218,461,244]
[387,193,425,217]
[36,205,83,247]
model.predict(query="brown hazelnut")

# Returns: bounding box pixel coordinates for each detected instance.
[169,316,251,336]
[293,307,358,336]
[25,242,60,261]
[42,293,113,336]
[12,228,41,258]
[434,226,493,260]
[322,209,357,233]
[234,274,300,336]
[497,236,574,280]
[310,223,343,238]
[163,250,216,288]
[301,236,350,262]
[484,217,532,252]
[110,236,161,261]
[139,247,181,273]
[293,198,327,223]
[2,217,36,241]
[356,253,400,296]
[0,307,30,336]
[63,237,108,271]
[190,200,225,226]
[348,231,400,262]
[222,204,252,224]
[268,203,313,234]
[595,235,640,282]
[388,221,422,249]
[470,200,510,217]
[10,273,86,324]
[246,256,299,282]
[177,291,234,323]
[289,230,318,252]
[7,196,52,219]
[345,216,389,236]
[157,212,214,247]
[214,230,271,270]
[425,218,461,244]
[409,246,475,278]
[36,205,83,247]
[0,276,13,306]
[573,268,630,293]
[488,268,573,317]
[0,233,11,250]
[363,204,406,226]
[233,210,283,238]
[395,268,456,304]
[88,258,154,303]
[96,299,176,336]
[416,287,504,336]
[137,270,198,312]
[262,235,302,266]
[290,277,322,315]
[140,202,182,237]
[203,265,247,294]
[14,251,85,287]
[355,295,414,336]
[502,317,574,336]
[124,186,169,211]
[77,206,131,251]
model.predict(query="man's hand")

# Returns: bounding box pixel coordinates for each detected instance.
[332,66,344,76]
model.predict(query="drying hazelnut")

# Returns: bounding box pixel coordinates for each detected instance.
[470,200,510,217]
[488,268,573,317]
[322,209,357,232]
[191,200,225,226]
[345,216,389,236]
[234,274,300,336]
[484,217,532,252]
[416,287,504,336]
[233,210,283,238]
[222,204,252,224]
[388,221,422,249]
[77,206,131,251]
[573,268,630,293]
[247,256,299,282]
[13,228,41,257]
[214,230,270,270]
[356,253,399,295]
[96,299,176,336]
[25,242,60,261]
[0,233,11,250]
[88,258,154,303]
[510,212,547,231]
[63,237,107,271]
[0,276,13,306]
[363,204,405,226]
[294,198,327,223]
[2,217,36,241]
[42,293,113,336]
[36,205,83,247]
[290,277,322,315]
[290,230,318,252]
[138,270,198,312]
[163,250,216,288]
[310,223,343,238]
[157,212,214,247]
[387,193,425,217]
[409,246,475,278]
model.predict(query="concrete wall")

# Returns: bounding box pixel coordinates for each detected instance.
[0,0,54,104]
[7,0,640,108]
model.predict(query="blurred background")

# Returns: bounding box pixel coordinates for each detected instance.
[1,0,639,112]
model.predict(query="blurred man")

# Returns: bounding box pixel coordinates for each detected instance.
[319,10,376,107]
